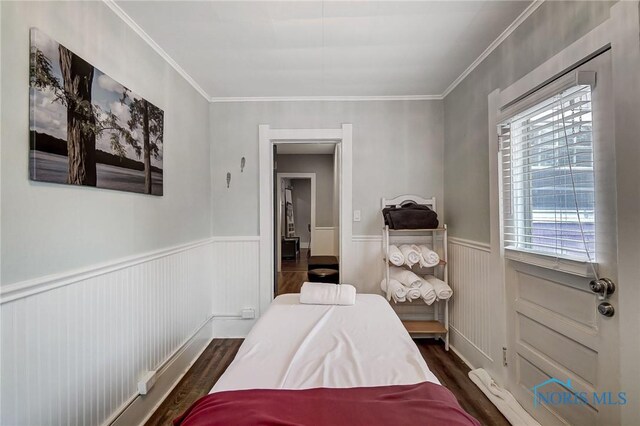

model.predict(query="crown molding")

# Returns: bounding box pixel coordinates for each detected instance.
[209,94,443,103]
[102,0,211,101]
[441,0,545,98]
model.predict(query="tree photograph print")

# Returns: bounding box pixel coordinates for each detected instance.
[29,28,164,196]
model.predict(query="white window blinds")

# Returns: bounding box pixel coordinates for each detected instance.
[499,84,595,262]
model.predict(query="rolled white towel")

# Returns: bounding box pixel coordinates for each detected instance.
[387,245,405,266]
[300,282,356,305]
[399,244,421,267]
[425,275,453,300]
[419,278,437,305]
[406,287,421,301]
[389,266,423,288]
[417,245,440,267]
[381,278,407,303]
[380,278,390,300]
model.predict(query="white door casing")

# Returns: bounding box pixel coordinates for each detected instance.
[259,125,353,315]
[609,4,640,424]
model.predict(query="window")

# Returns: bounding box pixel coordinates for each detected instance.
[499,84,595,262]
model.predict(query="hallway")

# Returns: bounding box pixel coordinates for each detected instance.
[277,248,308,295]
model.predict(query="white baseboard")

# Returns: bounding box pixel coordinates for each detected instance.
[449,343,476,371]
[213,318,256,338]
[110,318,214,426]
[449,326,493,370]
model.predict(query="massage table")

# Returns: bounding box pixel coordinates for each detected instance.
[175,294,479,425]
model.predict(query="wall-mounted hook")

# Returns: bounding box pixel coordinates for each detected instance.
[241,157,246,172]
[226,172,231,188]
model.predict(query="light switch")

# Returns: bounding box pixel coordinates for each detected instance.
[353,210,361,222]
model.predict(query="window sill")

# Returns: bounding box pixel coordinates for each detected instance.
[504,248,597,278]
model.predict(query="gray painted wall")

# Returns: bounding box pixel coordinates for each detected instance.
[276,154,334,228]
[290,178,311,243]
[0,1,212,285]
[443,0,614,243]
[211,100,444,236]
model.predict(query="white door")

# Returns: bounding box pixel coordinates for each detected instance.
[502,51,623,426]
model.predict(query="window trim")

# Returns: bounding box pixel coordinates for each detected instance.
[498,70,599,273]
[504,248,597,278]
[498,72,576,124]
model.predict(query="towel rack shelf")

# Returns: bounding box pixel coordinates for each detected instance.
[402,320,448,335]
[382,224,450,351]
[381,194,449,350]
[380,195,450,350]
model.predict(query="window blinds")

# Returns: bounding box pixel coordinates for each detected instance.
[499,84,595,262]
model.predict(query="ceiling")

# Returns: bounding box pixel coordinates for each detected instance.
[115,1,532,100]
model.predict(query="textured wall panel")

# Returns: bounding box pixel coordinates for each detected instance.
[448,239,493,359]
[211,239,260,316]
[0,242,214,426]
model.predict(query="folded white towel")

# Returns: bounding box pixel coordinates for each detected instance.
[300,282,356,305]
[389,266,423,288]
[381,278,407,303]
[399,244,421,267]
[424,275,453,300]
[387,245,405,267]
[418,278,437,305]
[417,245,440,267]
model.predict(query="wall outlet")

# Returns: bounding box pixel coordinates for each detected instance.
[138,370,157,395]
[241,308,255,319]
[353,210,361,222]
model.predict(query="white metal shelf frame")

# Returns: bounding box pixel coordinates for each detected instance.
[381,195,449,350]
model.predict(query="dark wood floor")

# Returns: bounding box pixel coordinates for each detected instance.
[277,248,309,295]
[145,339,243,425]
[415,340,509,426]
[281,248,309,271]
[146,338,508,426]
[277,271,308,294]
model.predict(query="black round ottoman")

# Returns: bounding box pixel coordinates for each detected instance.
[307,268,339,284]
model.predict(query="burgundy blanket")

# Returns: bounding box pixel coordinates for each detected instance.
[174,382,480,426]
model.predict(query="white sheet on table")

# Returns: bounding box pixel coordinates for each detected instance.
[211,293,440,393]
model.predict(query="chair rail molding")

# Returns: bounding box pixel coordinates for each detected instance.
[448,236,490,253]
[0,237,216,304]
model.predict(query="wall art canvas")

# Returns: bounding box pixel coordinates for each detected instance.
[29,28,164,195]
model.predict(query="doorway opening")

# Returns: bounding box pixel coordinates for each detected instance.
[274,144,339,295]
[258,124,352,315]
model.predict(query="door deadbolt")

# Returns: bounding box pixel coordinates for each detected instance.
[589,278,615,299]
[598,302,615,317]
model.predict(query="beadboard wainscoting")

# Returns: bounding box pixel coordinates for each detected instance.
[211,237,261,337]
[350,236,385,294]
[0,240,215,426]
[447,237,496,371]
